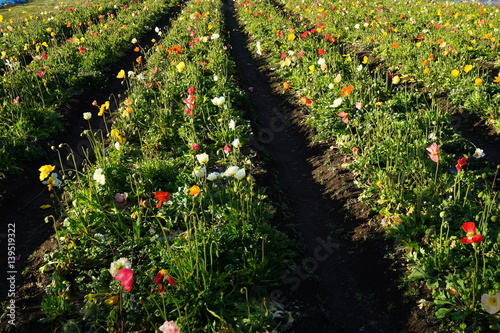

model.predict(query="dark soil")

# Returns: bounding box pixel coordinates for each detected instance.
[1,1,500,332]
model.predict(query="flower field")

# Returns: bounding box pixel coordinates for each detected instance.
[1,0,500,331]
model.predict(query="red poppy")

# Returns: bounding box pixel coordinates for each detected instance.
[154,269,177,295]
[115,268,134,291]
[460,222,483,244]
[154,191,170,208]
[456,157,468,171]
[318,48,325,55]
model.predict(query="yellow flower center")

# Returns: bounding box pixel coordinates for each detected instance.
[488,297,498,306]
[466,232,475,238]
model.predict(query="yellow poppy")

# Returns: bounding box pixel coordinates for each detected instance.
[116,70,125,79]
[39,165,55,181]
[475,78,483,85]
[176,61,186,72]
[464,65,473,73]
[451,69,460,77]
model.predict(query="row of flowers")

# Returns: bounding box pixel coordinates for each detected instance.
[236,0,500,329]
[0,0,183,173]
[37,0,291,331]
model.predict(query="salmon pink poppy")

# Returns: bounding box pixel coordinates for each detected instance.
[154,191,170,208]
[338,111,349,124]
[460,222,483,244]
[115,268,134,291]
[426,142,440,163]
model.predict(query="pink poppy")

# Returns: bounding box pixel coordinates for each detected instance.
[115,268,134,291]
[426,142,440,163]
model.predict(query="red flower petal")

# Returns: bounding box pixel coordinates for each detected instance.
[168,275,177,286]
[462,222,476,234]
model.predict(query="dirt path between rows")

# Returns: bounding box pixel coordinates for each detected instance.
[223,1,415,332]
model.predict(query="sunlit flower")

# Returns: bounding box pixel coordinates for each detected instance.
[83,112,92,120]
[191,143,200,151]
[115,192,128,206]
[224,166,239,177]
[460,222,483,244]
[229,119,236,129]
[475,78,483,85]
[193,166,206,178]
[93,168,106,185]
[473,148,485,158]
[334,74,342,83]
[232,138,241,148]
[338,111,349,124]
[234,168,246,180]
[159,320,180,333]
[481,292,500,314]
[154,269,177,295]
[256,41,262,55]
[116,69,125,79]
[426,142,440,163]
[355,102,363,110]
[109,258,132,277]
[212,96,225,106]
[287,33,295,41]
[341,85,354,97]
[196,153,209,164]
[115,268,134,292]
[39,165,55,181]
[283,82,291,90]
[154,191,170,208]
[451,69,460,77]
[176,61,186,72]
[330,97,343,108]
[189,185,200,195]
[207,172,221,181]
[99,101,110,116]
[392,75,401,84]
[300,96,313,106]
[464,64,473,73]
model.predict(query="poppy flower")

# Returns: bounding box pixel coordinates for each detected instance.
[481,292,500,314]
[460,222,483,244]
[338,111,349,124]
[300,96,313,106]
[318,48,325,55]
[341,85,353,97]
[154,269,177,295]
[159,320,180,333]
[39,165,55,181]
[455,157,468,171]
[115,268,134,292]
[154,191,170,208]
[426,142,440,163]
[189,185,200,195]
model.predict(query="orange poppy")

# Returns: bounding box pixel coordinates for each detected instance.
[189,185,201,195]
[341,85,354,97]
